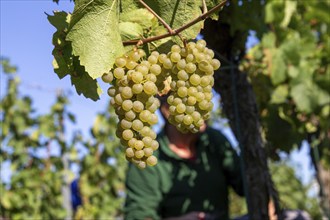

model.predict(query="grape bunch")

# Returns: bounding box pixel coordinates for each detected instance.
[166,40,221,133]
[102,50,161,169]
[102,39,220,168]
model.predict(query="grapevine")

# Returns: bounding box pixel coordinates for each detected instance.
[49,0,226,168]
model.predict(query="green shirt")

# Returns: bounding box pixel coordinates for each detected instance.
[124,126,244,220]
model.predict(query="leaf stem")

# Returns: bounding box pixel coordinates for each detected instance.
[123,0,227,46]
[202,0,208,14]
[138,0,175,35]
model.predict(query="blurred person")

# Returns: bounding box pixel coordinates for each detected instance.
[124,95,244,220]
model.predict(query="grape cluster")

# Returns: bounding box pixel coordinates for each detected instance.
[167,40,220,133]
[102,50,160,169]
[102,40,220,168]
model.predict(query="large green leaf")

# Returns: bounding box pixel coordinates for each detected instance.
[67,0,124,79]
[270,49,286,85]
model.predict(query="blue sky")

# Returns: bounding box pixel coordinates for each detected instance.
[0,0,314,186]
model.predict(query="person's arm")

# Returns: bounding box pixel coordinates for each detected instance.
[124,164,162,220]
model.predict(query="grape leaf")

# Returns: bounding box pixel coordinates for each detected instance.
[71,73,102,101]
[119,22,143,41]
[270,49,286,85]
[120,8,156,29]
[47,11,72,79]
[270,84,288,104]
[67,0,124,79]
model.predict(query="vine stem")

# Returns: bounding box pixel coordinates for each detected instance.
[123,0,227,46]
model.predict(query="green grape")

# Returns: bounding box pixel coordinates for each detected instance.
[158,54,167,63]
[148,113,158,125]
[150,64,162,75]
[122,129,134,140]
[203,85,212,93]
[183,115,193,125]
[107,87,116,97]
[121,119,132,129]
[131,71,143,84]
[142,136,153,147]
[126,60,138,69]
[122,100,133,111]
[148,55,158,64]
[146,155,158,166]
[211,59,221,70]
[187,96,197,105]
[134,140,144,150]
[176,80,186,88]
[170,52,181,63]
[132,84,143,94]
[204,92,213,101]
[176,103,186,114]
[151,51,160,57]
[145,74,157,83]
[171,45,181,53]
[132,119,144,131]
[167,95,174,104]
[170,81,177,91]
[141,60,151,68]
[133,101,144,112]
[195,52,206,63]
[135,150,145,159]
[176,59,186,70]
[129,51,141,62]
[138,49,146,58]
[186,54,194,62]
[195,92,205,102]
[163,58,173,69]
[198,100,209,111]
[136,65,149,76]
[137,161,146,169]
[114,67,125,79]
[143,81,157,95]
[191,111,201,122]
[150,140,159,150]
[115,57,127,67]
[121,86,133,99]
[144,148,153,157]
[197,39,207,47]
[125,110,136,121]
[185,106,195,114]
[185,63,197,73]
[189,74,201,86]
[172,97,182,106]
[139,110,151,122]
[147,103,158,113]
[128,138,137,148]
[177,87,188,98]
[175,114,184,123]
[126,148,135,158]
[178,70,189,81]
[188,87,197,96]
[200,76,211,87]
[115,94,123,105]
[102,72,113,83]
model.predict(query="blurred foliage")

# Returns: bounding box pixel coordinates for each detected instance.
[229,162,322,220]
[0,62,126,219]
[240,0,330,165]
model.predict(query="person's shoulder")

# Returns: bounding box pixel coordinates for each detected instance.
[205,126,228,143]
